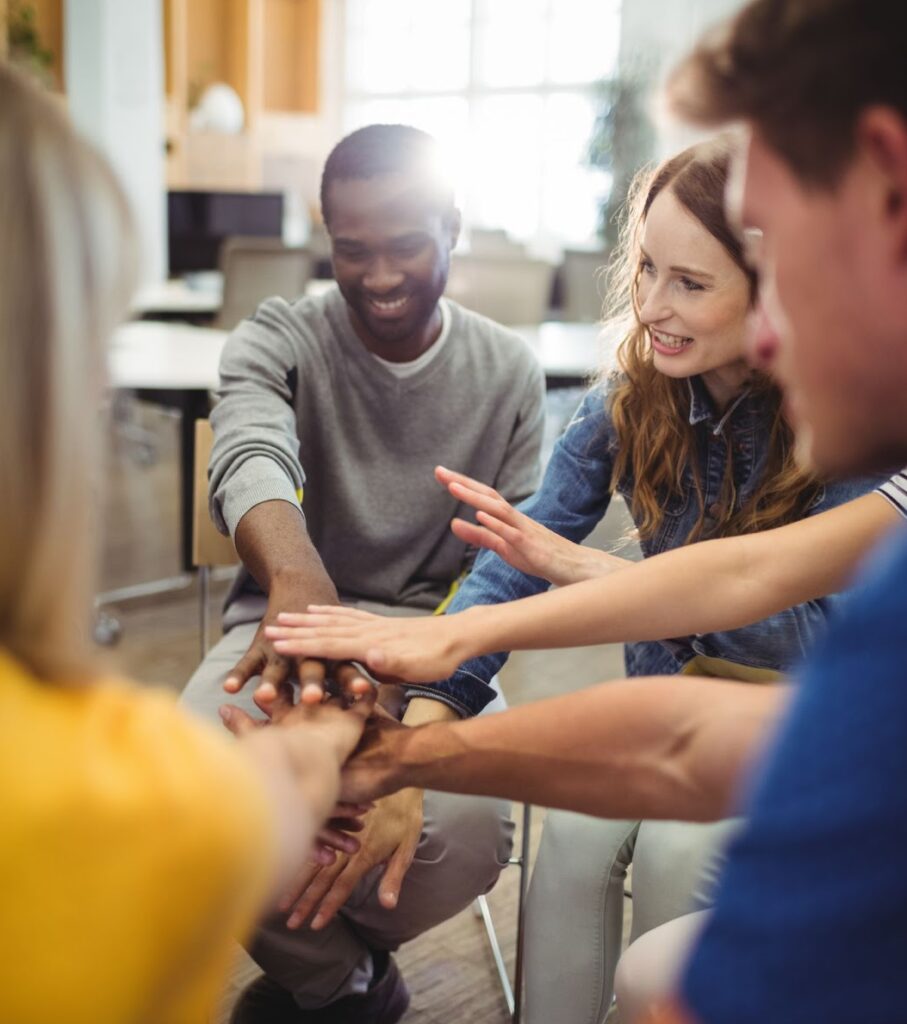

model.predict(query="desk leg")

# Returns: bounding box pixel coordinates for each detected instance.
[179,390,211,572]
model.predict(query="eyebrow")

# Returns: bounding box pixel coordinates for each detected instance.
[640,248,715,281]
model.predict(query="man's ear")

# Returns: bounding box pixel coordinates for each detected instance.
[857,106,907,261]
[445,207,462,251]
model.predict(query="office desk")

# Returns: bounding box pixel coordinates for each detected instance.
[131,278,223,320]
[110,322,227,571]
[130,276,337,321]
[513,321,605,388]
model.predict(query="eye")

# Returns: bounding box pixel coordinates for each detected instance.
[639,257,655,276]
[680,276,705,293]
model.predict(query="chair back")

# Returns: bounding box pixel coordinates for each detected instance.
[445,254,554,326]
[561,248,610,323]
[192,419,240,568]
[217,236,313,330]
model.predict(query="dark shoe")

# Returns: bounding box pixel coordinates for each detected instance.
[229,951,410,1024]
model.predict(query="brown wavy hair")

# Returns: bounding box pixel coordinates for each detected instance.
[602,137,821,542]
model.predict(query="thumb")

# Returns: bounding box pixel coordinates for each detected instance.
[219,704,260,736]
[378,835,418,910]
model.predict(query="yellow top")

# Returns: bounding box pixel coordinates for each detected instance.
[0,650,274,1024]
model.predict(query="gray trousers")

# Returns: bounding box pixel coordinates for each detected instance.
[523,812,737,1024]
[181,620,513,1009]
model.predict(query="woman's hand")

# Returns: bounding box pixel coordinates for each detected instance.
[435,466,631,587]
[265,606,472,683]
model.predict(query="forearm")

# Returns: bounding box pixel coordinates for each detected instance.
[235,500,338,605]
[383,677,786,821]
[447,493,897,658]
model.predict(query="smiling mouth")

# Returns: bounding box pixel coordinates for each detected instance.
[651,328,693,351]
[368,295,410,314]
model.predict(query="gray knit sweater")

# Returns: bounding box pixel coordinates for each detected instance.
[209,285,545,628]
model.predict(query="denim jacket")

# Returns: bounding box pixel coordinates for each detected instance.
[406,378,878,717]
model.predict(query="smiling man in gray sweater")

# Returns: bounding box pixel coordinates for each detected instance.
[180,125,545,1024]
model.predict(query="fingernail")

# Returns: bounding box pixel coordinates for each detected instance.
[385,892,398,907]
[310,914,324,930]
[218,707,230,723]
[287,914,301,930]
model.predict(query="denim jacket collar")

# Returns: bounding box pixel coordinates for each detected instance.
[686,376,752,436]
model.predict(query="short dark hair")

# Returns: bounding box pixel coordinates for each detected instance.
[319,124,454,227]
[667,0,907,188]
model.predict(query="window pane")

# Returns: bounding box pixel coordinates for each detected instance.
[473,0,548,88]
[540,92,611,244]
[467,94,544,239]
[549,0,621,84]
[346,0,470,94]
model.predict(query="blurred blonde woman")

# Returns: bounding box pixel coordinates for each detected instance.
[0,63,371,1024]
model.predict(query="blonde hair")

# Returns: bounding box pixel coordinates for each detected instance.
[0,64,138,680]
[599,138,820,542]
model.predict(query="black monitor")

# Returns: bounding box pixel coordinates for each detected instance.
[167,190,284,275]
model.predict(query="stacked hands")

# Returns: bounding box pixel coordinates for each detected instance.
[216,465,631,933]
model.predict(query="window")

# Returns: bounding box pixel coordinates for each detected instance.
[342,0,622,250]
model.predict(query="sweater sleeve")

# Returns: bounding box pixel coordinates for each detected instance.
[405,387,616,717]
[209,298,308,538]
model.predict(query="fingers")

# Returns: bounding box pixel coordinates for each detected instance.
[223,645,265,694]
[308,858,373,930]
[277,607,375,626]
[315,825,361,855]
[435,465,501,500]
[254,679,294,718]
[378,831,419,910]
[450,517,509,557]
[297,658,328,705]
[278,858,322,916]
[218,704,263,736]
[286,859,345,929]
[447,479,517,524]
[334,662,376,705]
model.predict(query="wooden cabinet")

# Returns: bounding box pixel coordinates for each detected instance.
[164,0,320,125]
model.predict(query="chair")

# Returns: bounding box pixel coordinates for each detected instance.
[560,247,611,322]
[217,236,314,331]
[445,254,555,326]
[476,802,533,1023]
[192,419,240,657]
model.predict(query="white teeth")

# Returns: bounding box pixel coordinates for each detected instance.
[652,329,692,350]
[371,296,408,311]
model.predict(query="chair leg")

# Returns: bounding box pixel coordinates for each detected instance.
[477,893,515,1016]
[199,565,210,658]
[513,802,532,1024]
[476,801,532,1022]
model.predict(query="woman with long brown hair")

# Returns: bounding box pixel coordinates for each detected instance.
[267,136,874,1024]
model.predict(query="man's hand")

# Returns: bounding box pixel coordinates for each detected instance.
[224,588,372,713]
[279,788,424,930]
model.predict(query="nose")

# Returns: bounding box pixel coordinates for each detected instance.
[636,277,671,325]
[363,256,405,294]
[745,302,780,369]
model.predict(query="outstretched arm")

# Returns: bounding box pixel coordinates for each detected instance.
[267,491,897,682]
[339,675,787,822]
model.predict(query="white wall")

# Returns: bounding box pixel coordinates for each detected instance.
[65,0,166,284]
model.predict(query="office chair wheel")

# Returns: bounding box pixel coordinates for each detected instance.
[93,611,122,647]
